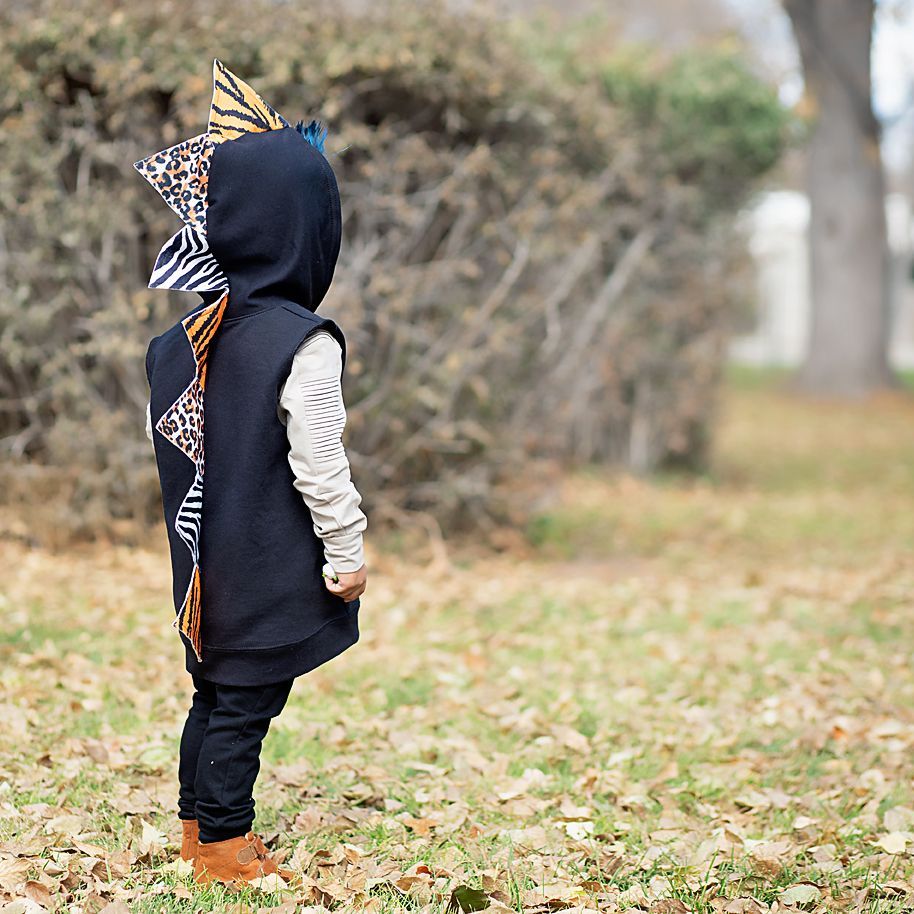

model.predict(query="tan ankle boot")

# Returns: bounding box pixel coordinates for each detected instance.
[193,831,294,885]
[180,819,199,862]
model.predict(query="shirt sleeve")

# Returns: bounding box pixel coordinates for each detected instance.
[146,401,154,443]
[277,330,367,573]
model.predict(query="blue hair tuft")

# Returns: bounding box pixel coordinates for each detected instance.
[295,119,328,155]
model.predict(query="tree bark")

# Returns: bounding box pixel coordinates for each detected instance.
[784,0,893,396]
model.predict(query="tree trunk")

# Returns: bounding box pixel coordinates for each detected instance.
[784,0,893,396]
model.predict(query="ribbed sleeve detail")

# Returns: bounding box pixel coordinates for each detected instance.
[277,330,367,572]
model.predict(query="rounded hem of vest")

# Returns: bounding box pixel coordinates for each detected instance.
[192,601,360,653]
[182,608,360,686]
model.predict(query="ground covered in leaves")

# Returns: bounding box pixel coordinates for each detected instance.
[2,379,914,913]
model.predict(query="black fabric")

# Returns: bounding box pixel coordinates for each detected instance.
[146,301,203,624]
[146,124,359,685]
[178,674,293,843]
[207,128,342,318]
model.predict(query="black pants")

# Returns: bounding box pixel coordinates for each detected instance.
[178,674,293,844]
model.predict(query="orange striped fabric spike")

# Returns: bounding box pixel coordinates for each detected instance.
[166,291,228,661]
[177,564,204,661]
[208,59,288,145]
[182,292,228,365]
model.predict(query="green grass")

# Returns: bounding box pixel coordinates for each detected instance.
[3,380,914,910]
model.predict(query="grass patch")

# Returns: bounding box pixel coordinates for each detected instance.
[3,380,914,910]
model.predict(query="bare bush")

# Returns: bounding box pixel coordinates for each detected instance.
[0,0,786,541]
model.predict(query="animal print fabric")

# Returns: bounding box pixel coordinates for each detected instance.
[153,292,228,659]
[156,376,205,464]
[135,133,226,294]
[209,59,289,144]
[149,225,228,293]
[135,133,213,232]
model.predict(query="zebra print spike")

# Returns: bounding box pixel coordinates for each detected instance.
[149,226,229,292]
[175,469,204,564]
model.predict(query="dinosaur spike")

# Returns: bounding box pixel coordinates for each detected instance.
[209,58,289,144]
[133,134,214,233]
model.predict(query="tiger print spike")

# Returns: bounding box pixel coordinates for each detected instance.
[183,290,228,362]
[208,59,289,144]
[175,562,204,661]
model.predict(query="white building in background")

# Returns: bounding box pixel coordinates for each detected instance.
[731,191,914,369]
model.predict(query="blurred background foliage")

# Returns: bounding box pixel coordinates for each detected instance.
[0,0,788,542]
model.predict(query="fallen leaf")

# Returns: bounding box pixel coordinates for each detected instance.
[778,883,821,906]
[884,807,914,832]
[564,821,594,840]
[22,883,52,910]
[876,832,910,855]
[449,885,491,912]
[0,859,30,891]
[251,872,291,893]
[0,900,46,914]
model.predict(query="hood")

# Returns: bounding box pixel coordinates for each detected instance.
[206,127,342,318]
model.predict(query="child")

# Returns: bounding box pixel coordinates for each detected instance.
[138,60,367,885]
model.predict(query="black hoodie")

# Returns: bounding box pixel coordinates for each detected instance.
[207,127,342,316]
[145,127,359,686]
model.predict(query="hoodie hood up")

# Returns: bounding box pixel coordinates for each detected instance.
[206,126,342,318]
[133,59,338,660]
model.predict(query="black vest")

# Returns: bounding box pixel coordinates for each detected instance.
[146,301,359,685]
[145,126,358,686]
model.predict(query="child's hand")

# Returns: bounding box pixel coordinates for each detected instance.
[324,564,367,602]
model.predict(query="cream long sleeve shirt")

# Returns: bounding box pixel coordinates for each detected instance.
[146,330,367,573]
